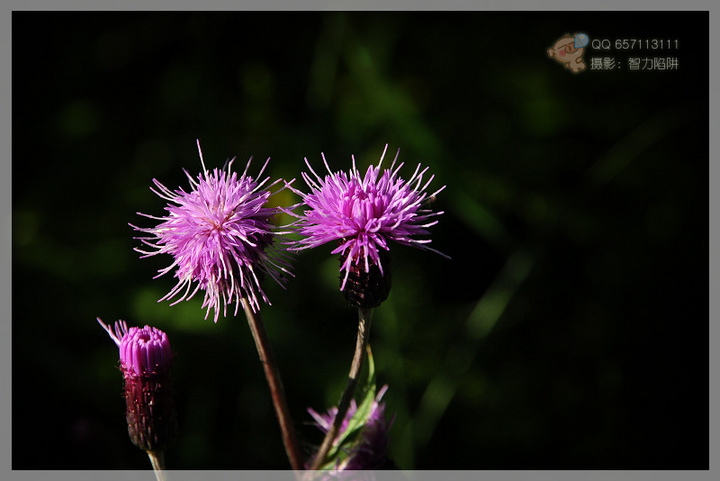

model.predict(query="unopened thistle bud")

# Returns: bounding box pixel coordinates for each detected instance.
[98,318,178,453]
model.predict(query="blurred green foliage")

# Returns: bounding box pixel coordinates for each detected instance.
[13,11,707,470]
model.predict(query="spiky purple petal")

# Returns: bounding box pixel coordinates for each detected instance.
[308,384,394,471]
[285,145,447,292]
[131,141,292,322]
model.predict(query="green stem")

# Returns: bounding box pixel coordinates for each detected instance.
[147,450,166,481]
[309,307,374,470]
[242,298,304,471]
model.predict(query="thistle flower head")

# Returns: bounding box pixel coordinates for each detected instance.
[308,385,394,471]
[131,140,292,322]
[285,144,447,307]
[97,318,178,453]
[99,318,172,377]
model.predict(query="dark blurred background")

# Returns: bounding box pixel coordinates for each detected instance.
[12,11,708,470]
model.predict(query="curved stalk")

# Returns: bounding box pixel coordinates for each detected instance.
[147,450,166,481]
[242,297,304,471]
[309,307,374,470]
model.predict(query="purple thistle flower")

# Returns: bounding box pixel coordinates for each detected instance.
[308,385,394,471]
[98,318,178,453]
[285,145,448,307]
[131,140,292,322]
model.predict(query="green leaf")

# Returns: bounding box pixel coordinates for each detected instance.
[322,345,378,468]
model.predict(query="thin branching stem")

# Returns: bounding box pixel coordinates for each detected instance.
[242,298,304,471]
[147,450,166,481]
[309,307,374,471]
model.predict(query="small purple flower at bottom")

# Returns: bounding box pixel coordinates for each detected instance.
[308,385,395,471]
[285,145,448,308]
[98,318,178,453]
[131,140,292,322]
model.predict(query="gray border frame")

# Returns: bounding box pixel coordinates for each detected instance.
[2,1,715,481]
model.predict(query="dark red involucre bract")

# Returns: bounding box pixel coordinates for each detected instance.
[131,141,292,322]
